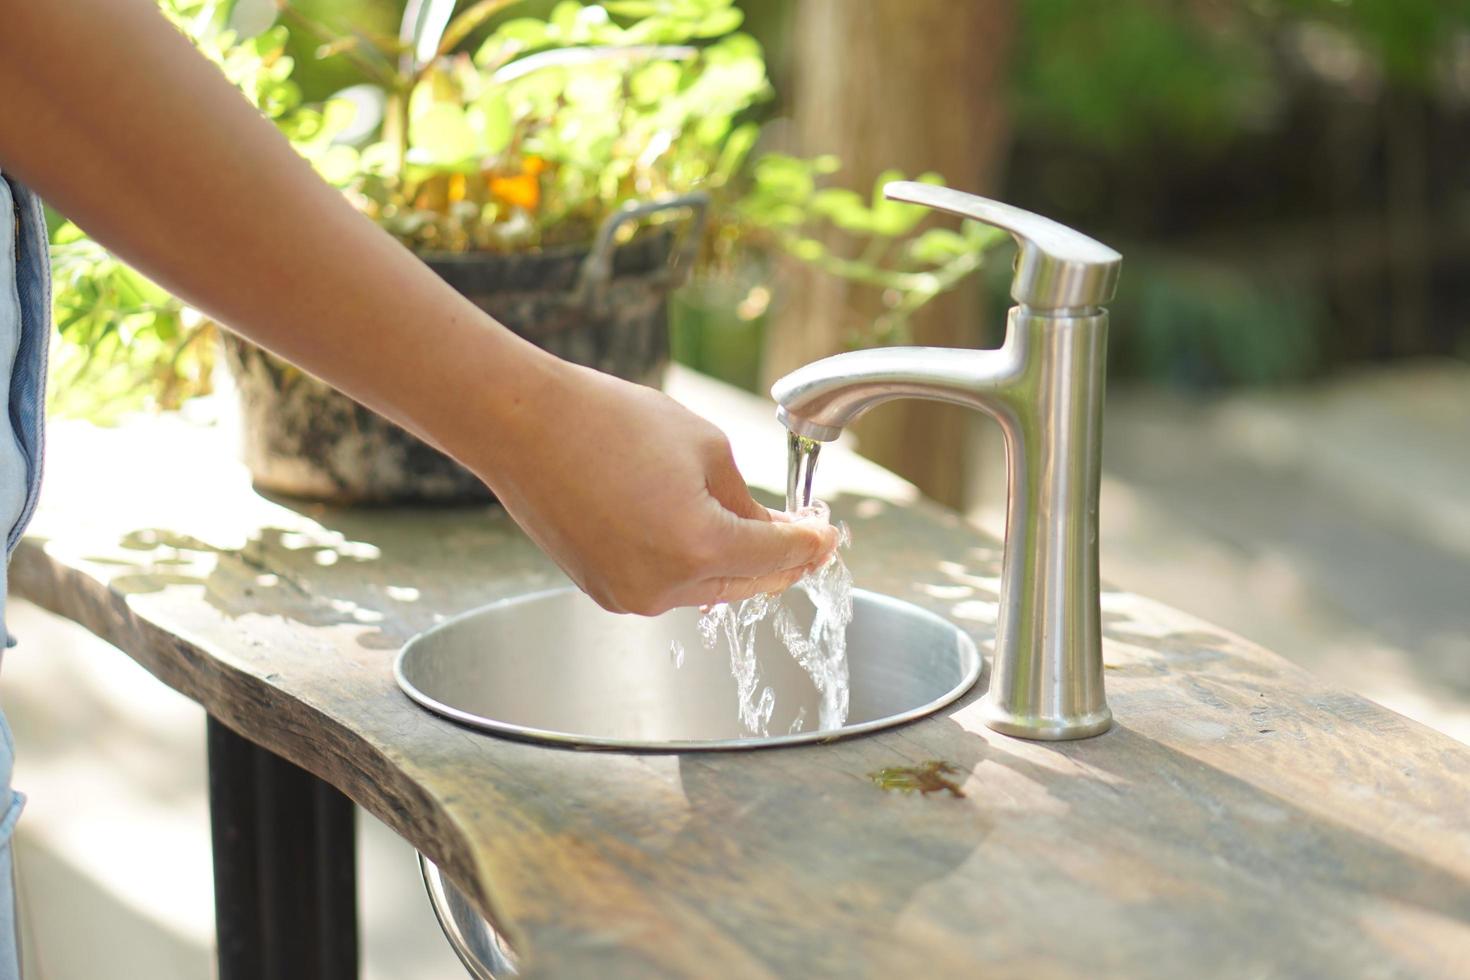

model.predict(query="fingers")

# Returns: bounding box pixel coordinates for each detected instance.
[666,564,816,610]
[713,513,838,579]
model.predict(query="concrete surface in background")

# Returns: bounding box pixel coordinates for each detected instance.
[2,599,467,980]
[970,358,1470,744]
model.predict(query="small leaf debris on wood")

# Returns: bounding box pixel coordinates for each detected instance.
[869,760,966,798]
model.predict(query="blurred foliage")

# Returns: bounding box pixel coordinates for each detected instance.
[1014,0,1272,155]
[51,0,997,415]
[47,0,316,418]
[277,0,780,250]
[737,156,1004,344]
[1013,0,1470,387]
[1111,259,1323,387]
[1276,0,1470,88]
[669,259,769,390]
[58,0,1461,413]
[48,222,213,422]
[1014,0,1470,156]
[275,0,399,100]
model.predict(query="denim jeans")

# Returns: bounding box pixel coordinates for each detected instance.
[1,167,53,979]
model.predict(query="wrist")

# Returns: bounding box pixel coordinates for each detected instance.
[441,321,572,488]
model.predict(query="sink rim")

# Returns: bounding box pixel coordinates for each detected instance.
[394,585,983,752]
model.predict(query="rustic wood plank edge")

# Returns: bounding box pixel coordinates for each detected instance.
[9,539,518,949]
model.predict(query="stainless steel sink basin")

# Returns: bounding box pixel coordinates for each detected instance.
[395,585,980,750]
[400,585,980,976]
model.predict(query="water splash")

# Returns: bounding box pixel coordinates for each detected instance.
[669,639,685,669]
[698,589,780,735]
[697,501,853,736]
[775,508,853,730]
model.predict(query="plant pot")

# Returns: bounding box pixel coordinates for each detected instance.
[224,194,707,505]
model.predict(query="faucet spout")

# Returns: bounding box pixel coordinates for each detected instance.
[771,344,1026,443]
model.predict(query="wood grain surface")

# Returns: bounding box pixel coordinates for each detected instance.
[12,369,1470,979]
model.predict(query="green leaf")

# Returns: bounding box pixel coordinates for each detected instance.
[704,31,761,64]
[505,66,569,115]
[321,96,359,137]
[746,202,805,228]
[963,219,1006,249]
[693,6,742,36]
[151,311,180,343]
[601,0,657,14]
[247,25,290,57]
[909,227,970,264]
[549,0,582,36]
[476,17,550,62]
[811,154,841,175]
[811,187,874,233]
[440,0,528,58]
[53,221,86,245]
[313,144,362,185]
[868,168,929,236]
[359,141,400,174]
[111,269,153,310]
[630,60,681,103]
[694,113,731,145]
[753,154,814,201]
[409,103,479,164]
[565,70,620,110]
[712,120,759,183]
[470,89,514,154]
[790,238,826,261]
[566,3,616,42]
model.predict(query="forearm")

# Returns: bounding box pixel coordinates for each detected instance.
[0,0,841,612]
[0,0,556,475]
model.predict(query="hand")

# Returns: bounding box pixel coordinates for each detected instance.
[476,359,839,615]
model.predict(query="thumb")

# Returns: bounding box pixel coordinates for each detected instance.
[703,441,774,523]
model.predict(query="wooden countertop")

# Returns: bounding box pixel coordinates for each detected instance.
[13,367,1470,978]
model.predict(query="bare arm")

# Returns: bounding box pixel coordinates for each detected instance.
[0,0,834,612]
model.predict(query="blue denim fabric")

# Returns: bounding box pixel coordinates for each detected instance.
[0,166,52,980]
[3,177,48,556]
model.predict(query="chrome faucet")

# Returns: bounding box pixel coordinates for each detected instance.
[771,183,1121,740]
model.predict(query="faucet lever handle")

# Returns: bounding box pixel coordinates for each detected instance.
[885,181,1121,312]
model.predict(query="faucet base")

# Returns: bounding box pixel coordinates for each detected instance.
[978,698,1113,741]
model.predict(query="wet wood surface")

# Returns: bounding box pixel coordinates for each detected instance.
[13,368,1470,978]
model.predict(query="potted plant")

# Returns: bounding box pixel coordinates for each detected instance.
[50,0,1002,503]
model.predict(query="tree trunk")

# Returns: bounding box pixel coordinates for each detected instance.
[766,0,1016,508]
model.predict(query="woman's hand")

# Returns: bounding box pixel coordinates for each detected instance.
[475,358,839,615]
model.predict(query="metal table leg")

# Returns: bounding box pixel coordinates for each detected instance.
[207,716,358,980]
